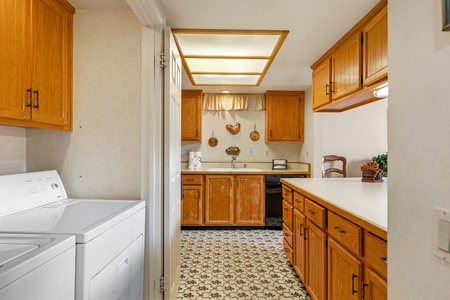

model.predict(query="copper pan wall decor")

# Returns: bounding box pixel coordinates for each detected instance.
[208,130,218,147]
[250,123,260,141]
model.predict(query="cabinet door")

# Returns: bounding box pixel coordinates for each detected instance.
[306,219,327,300]
[0,0,31,120]
[363,6,388,86]
[331,32,362,100]
[328,238,363,300]
[31,0,73,128]
[294,209,307,283]
[312,58,332,110]
[364,268,387,300]
[205,175,234,225]
[265,91,304,142]
[181,90,202,141]
[181,185,203,225]
[235,175,265,226]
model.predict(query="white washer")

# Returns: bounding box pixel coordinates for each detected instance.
[0,233,76,300]
[0,171,146,300]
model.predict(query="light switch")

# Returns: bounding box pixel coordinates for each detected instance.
[438,219,450,253]
[433,207,450,263]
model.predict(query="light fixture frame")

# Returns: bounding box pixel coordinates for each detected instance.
[172,29,289,86]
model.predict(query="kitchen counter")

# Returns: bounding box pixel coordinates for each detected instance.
[181,161,310,175]
[281,177,387,238]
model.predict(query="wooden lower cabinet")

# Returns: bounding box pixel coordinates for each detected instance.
[293,209,307,283]
[181,175,203,225]
[328,238,363,300]
[204,174,265,226]
[363,268,387,300]
[235,175,265,225]
[205,175,234,225]
[306,219,327,300]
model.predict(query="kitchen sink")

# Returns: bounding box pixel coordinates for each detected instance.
[206,167,262,172]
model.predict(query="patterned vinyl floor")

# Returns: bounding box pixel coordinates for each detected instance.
[177,229,311,299]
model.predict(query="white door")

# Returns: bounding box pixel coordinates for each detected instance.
[163,27,182,300]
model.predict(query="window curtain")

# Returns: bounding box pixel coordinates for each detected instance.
[202,94,265,111]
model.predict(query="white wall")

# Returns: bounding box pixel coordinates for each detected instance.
[389,0,450,298]
[181,108,305,165]
[0,125,26,175]
[313,99,388,177]
[26,10,142,199]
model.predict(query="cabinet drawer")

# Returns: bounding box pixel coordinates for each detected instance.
[293,191,304,212]
[304,198,326,229]
[282,200,293,230]
[283,238,294,264]
[365,232,387,278]
[182,175,203,185]
[282,186,293,204]
[282,223,293,248]
[328,212,362,256]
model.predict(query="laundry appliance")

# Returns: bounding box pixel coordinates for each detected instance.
[0,170,146,300]
[0,233,76,300]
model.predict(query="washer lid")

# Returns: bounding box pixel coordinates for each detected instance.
[0,239,41,266]
[0,234,75,286]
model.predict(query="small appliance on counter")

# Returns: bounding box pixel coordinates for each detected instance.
[188,151,202,170]
[272,159,288,170]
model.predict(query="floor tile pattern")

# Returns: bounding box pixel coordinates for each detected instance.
[177,229,311,299]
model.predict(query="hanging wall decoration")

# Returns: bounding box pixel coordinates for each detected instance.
[249,123,260,141]
[208,130,218,147]
[226,122,241,135]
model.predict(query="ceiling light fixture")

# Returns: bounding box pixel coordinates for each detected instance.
[220,90,231,94]
[172,29,289,86]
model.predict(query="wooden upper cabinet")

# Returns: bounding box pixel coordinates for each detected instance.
[310,0,387,112]
[181,90,202,141]
[312,58,332,110]
[265,90,304,142]
[0,0,74,130]
[363,5,388,86]
[331,31,362,100]
[235,175,265,226]
[0,0,31,121]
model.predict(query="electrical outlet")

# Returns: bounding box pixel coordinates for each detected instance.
[265,150,269,157]
[247,149,256,157]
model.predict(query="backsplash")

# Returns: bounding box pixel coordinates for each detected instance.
[181,110,303,163]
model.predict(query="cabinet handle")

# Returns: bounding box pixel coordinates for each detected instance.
[330,81,334,93]
[33,89,39,109]
[299,224,303,236]
[307,209,315,215]
[196,129,198,137]
[362,282,368,300]
[325,84,329,95]
[304,227,307,240]
[334,226,345,233]
[379,257,388,264]
[284,208,289,211]
[295,198,300,203]
[270,129,272,137]
[26,89,33,107]
[351,273,358,295]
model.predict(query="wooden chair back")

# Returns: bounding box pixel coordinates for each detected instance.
[322,155,347,177]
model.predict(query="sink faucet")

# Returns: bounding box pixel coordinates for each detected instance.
[231,155,237,168]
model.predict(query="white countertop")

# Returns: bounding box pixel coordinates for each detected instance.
[281,177,387,231]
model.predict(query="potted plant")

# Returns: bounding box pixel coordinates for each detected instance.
[372,152,388,177]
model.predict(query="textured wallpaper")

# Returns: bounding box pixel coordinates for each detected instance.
[26,10,142,199]
[0,125,26,175]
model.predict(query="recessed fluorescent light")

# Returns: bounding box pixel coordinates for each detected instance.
[373,85,389,98]
[172,29,289,86]
[220,90,231,93]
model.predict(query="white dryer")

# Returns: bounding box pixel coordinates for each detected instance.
[0,170,146,300]
[0,233,76,300]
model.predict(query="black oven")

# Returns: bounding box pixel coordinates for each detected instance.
[265,174,306,229]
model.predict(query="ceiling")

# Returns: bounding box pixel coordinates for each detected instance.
[68,0,380,94]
